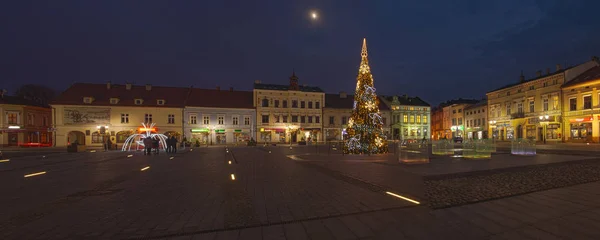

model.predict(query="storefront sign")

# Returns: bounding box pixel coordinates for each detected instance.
[570,116,593,123]
[215,129,225,133]
[234,129,242,133]
[191,128,209,133]
[138,127,157,132]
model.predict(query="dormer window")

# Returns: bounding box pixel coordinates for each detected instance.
[157,99,165,105]
[110,98,119,104]
[83,97,93,104]
[134,99,143,105]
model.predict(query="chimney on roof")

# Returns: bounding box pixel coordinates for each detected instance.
[339,91,347,98]
[216,86,220,91]
[107,81,111,90]
[145,84,152,91]
[556,64,562,72]
[546,68,550,75]
[536,70,542,77]
[126,83,132,90]
[519,71,525,83]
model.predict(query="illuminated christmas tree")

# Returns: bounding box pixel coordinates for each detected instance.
[344,38,388,154]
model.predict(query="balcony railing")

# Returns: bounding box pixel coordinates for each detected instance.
[525,110,561,117]
[511,112,525,119]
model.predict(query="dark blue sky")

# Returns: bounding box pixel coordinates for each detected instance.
[2,0,600,105]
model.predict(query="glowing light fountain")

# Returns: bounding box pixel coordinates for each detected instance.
[121,123,169,152]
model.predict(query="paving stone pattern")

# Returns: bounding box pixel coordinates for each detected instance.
[0,146,599,239]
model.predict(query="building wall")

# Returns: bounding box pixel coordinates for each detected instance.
[389,105,430,141]
[1,104,51,147]
[322,108,351,141]
[254,89,324,143]
[52,105,183,147]
[464,105,488,139]
[561,80,600,142]
[184,107,255,145]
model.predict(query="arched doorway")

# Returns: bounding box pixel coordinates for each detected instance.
[517,125,523,139]
[116,130,133,143]
[67,131,85,145]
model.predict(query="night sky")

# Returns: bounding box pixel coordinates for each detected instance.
[2,1,600,105]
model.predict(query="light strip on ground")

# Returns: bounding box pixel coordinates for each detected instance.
[230,174,235,180]
[90,150,96,153]
[127,155,133,158]
[169,157,174,160]
[385,191,420,204]
[228,161,232,165]
[0,159,10,163]
[141,166,150,171]
[24,171,46,178]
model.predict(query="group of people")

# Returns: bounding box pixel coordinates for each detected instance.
[142,135,179,155]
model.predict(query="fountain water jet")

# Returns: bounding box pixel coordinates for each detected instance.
[121,123,169,152]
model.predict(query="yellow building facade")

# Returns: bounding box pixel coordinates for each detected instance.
[51,83,188,148]
[487,59,599,142]
[561,65,600,142]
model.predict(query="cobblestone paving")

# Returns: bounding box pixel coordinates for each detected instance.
[0,146,599,239]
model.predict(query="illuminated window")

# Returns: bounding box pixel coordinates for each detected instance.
[144,114,152,123]
[416,115,421,123]
[232,116,239,125]
[203,116,210,125]
[552,96,559,110]
[218,116,224,125]
[190,115,197,124]
[403,115,408,123]
[410,115,415,123]
[423,116,428,123]
[168,114,175,124]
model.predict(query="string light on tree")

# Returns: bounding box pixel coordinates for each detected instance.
[343,38,389,154]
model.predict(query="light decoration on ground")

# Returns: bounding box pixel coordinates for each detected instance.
[121,123,168,152]
[343,38,388,154]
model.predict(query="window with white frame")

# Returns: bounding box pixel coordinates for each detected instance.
[244,116,250,125]
[135,99,143,105]
[144,114,152,123]
[218,116,224,125]
[157,99,165,105]
[529,99,534,112]
[121,113,129,123]
[190,115,197,124]
[203,116,210,125]
[83,97,93,104]
[110,98,119,104]
[232,116,239,125]
[583,95,592,109]
[27,113,34,125]
[168,114,175,124]
[543,98,549,111]
[552,96,559,110]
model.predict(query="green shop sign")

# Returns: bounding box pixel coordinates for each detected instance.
[191,128,209,133]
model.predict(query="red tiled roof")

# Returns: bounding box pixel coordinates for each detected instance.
[562,66,600,88]
[324,93,389,110]
[186,88,254,109]
[51,83,190,107]
[0,95,50,108]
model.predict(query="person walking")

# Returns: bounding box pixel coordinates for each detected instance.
[167,136,173,153]
[143,137,152,155]
[170,136,178,154]
[152,137,159,155]
[104,137,111,151]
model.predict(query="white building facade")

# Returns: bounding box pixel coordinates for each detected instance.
[184,88,255,145]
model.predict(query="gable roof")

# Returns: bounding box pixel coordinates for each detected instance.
[381,95,430,107]
[254,83,323,92]
[561,66,600,88]
[464,100,487,110]
[487,68,571,93]
[51,83,189,107]
[324,93,389,110]
[0,95,50,108]
[186,88,254,109]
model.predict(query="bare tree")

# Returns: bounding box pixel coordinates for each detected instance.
[14,84,57,104]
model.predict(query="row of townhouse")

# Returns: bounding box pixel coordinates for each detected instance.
[432,56,600,143]
[48,73,431,147]
[487,57,600,143]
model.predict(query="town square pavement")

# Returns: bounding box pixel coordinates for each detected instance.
[0,146,599,239]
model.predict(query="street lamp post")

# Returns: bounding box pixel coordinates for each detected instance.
[539,115,549,144]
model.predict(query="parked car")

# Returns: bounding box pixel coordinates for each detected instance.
[454,137,463,143]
